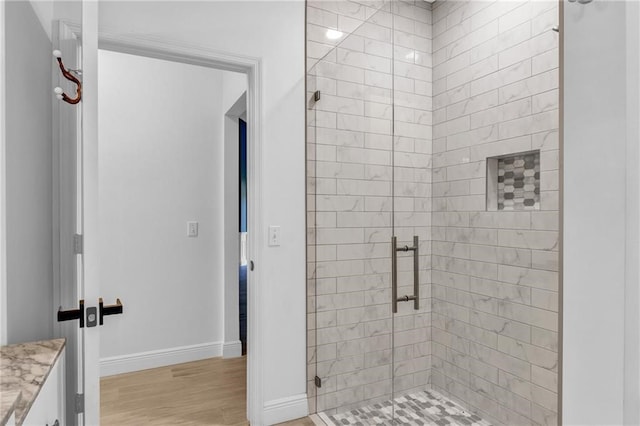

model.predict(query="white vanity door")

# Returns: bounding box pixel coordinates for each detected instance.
[22,349,65,426]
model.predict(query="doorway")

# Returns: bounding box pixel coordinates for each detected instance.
[96,49,251,424]
[239,117,248,356]
[223,90,248,360]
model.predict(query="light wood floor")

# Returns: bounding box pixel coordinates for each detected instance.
[101,356,315,426]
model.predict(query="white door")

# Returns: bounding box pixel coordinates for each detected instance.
[53,16,85,426]
[80,2,101,424]
[56,3,102,424]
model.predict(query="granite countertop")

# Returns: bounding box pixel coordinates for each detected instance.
[0,390,20,426]
[0,338,66,426]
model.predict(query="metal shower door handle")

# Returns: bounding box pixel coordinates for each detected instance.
[392,235,419,313]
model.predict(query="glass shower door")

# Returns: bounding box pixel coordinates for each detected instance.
[310,1,562,424]
[390,0,433,420]
[308,5,396,423]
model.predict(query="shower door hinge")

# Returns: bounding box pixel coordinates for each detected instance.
[75,393,84,413]
[73,234,83,254]
[314,90,321,102]
[314,375,322,388]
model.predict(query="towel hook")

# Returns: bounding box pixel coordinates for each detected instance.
[53,50,82,104]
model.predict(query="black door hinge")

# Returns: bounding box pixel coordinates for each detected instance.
[314,375,322,388]
[75,393,84,413]
[73,234,83,254]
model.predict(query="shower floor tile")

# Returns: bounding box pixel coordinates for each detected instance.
[319,389,491,426]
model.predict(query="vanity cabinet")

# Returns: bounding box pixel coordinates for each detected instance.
[21,348,65,426]
[1,340,66,426]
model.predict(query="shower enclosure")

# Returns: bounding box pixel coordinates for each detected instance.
[307,0,560,424]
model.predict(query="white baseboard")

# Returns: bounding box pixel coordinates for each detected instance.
[263,393,309,425]
[100,341,222,377]
[223,340,243,358]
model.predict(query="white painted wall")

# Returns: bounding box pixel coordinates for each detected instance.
[563,1,636,424]
[0,0,53,349]
[223,72,248,114]
[98,50,231,371]
[625,1,640,424]
[0,0,6,347]
[28,1,54,40]
[97,2,307,419]
[4,0,54,344]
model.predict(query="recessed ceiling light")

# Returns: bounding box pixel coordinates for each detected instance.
[326,29,344,40]
[405,51,421,63]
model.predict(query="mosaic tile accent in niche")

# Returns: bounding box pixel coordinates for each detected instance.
[497,152,540,211]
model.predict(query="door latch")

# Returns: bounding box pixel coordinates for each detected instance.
[86,306,98,327]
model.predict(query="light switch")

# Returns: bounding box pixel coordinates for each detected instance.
[268,225,280,246]
[187,221,199,237]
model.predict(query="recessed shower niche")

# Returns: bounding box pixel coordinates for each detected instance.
[487,151,541,211]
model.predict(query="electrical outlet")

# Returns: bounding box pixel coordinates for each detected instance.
[187,221,199,237]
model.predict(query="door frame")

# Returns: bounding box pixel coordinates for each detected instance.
[0,0,7,346]
[77,21,265,424]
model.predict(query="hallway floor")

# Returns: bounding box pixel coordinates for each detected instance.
[101,356,315,425]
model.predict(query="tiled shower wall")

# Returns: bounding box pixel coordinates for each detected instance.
[430,1,559,425]
[306,0,433,416]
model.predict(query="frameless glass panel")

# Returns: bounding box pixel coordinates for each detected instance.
[306,61,319,416]
[309,5,396,424]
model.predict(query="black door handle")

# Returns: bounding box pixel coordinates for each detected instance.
[99,298,123,325]
[57,300,85,328]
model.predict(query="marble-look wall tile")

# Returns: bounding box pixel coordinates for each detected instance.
[431,0,559,424]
